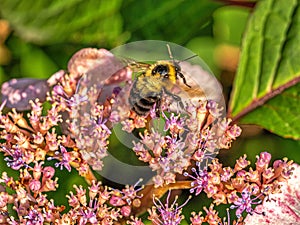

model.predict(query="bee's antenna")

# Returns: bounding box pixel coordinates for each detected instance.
[167,43,178,66]
[167,44,198,62]
[182,54,198,62]
[166,44,174,60]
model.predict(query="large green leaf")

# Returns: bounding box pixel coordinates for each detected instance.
[122,0,221,44]
[229,0,300,139]
[0,0,125,46]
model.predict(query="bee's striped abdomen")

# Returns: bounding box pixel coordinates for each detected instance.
[129,80,161,116]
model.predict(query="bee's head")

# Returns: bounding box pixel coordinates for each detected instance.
[164,43,194,87]
[150,61,177,84]
[149,60,191,88]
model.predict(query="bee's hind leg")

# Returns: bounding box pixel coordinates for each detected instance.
[154,99,161,117]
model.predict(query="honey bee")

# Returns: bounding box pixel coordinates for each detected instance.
[128,45,205,116]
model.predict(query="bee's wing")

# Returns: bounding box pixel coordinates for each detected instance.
[175,82,206,99]
[117,56,152,75]
[128,61,152,74]
[169,61,225,112]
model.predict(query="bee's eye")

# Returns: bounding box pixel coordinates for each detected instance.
[152,65,168,76]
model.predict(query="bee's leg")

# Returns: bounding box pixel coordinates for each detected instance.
[155,99,161,117]
[178,72,191,88]
[169,93,184,111]
[172,94,184,111]
[163,88,184,111]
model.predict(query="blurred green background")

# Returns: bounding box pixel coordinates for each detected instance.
[0,0,299,220]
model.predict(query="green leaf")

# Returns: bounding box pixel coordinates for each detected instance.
[229,0,300,139]
[0,67,5,83]
[241,83,300,139]
[0,0,125,46]
[122,0,221,44]
[19,44,58,78]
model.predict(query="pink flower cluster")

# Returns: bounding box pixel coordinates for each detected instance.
[0,48,295,224]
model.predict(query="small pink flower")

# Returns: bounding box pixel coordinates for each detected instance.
[0,191,11,208]
[121,205,131,217]
[256,152,271,171]
[74,185,87,206]
[53,145,72,172]
[32,161,44,180]
[221,167,234,182]
[24,208,44,225]
[67,192,79,208]
[42,166,55,180]
[163,113,184,135]
[88,180,102,200]
[184,164,209,195]
[29,179,41,192]
[3,145,28,170]
[110,195,126,206]
[234,154,250,171]
[149,191,190,225]
[230,187,265,218]
[190,211,204,225]
[127,216,145,225]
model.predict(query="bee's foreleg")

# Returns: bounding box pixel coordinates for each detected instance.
[178,72,191,88]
